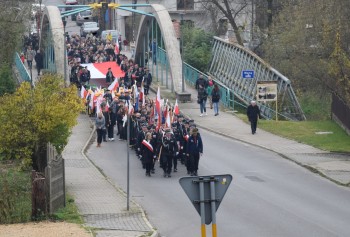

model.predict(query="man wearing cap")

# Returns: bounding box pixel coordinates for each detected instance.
[106,67,114,85]
[160,129,178,178]
[186,128,203,176]
[143,68,152,95]
[104,89,113,104]
[247,100,262,134]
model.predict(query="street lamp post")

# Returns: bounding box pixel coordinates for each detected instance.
[39,0,42,37]
[180,13,185,93]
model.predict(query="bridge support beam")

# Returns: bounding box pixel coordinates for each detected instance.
[135,4,191,102]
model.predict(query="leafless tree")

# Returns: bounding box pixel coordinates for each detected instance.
[197,0,251,45]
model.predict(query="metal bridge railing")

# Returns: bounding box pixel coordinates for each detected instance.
[183,63,235,110]
[157,47,235,109]
[208,36,306,121]
[14,53,31,83]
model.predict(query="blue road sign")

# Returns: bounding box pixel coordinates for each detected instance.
[242,70,254,78]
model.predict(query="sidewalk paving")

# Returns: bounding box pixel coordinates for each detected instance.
[63,115,157,237]
[61,49,349,236]
[149,82,350,186]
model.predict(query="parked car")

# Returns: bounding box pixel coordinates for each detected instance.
[65,0,78,4]
[65,0,78,21]
[76,10,93,26]
[80,22,100,37]
[101,30,119,43]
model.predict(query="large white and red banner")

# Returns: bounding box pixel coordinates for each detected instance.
[81,61,125,79]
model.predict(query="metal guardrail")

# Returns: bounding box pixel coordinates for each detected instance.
[14,53,31,83]
[157,47,235,110]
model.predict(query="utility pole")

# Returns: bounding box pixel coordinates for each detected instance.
[100,1,108,32]
[180,13,185,92]
[132,0,137,42]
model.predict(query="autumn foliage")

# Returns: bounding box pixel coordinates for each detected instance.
[0,74,84,170]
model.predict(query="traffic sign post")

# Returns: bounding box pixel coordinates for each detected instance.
[242,70,254,79]
[179,174,233,237]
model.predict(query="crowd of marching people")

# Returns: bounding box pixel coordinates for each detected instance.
[67,32,154,92]
[70,31,212,178]
[85,83,204,178]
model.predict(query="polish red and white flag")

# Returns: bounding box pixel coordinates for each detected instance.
[81,61,125,78]
[155,86,161,130]
[80,86,88,99]
[108,78,119,91]
[173,99,179,115]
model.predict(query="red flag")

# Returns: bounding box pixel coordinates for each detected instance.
[155,87,161,130]
[173,99,179,115]
[114,44,119,55]
[165,110,171,128]
[80,86,88,99]
[108,78,119,91]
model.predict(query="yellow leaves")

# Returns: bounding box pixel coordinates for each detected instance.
[0,74,84,164]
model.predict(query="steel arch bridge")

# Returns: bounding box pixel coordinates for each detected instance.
[208,37,306,121]
[38,4,303,120]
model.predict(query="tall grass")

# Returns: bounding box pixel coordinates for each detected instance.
[0,165,32,224]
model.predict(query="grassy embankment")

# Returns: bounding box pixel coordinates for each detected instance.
[0,161,82,224]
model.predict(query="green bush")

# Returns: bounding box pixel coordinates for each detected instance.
[0,165,32,224]
[0,64,16,96]
[183,26,213,72]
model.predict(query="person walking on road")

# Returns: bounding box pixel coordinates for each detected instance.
[106,67,114,86]
[247,100,262,134]
[207,76,214,109]
[26,46,35,69]
[34,50,43,76]
[195,74,208,91]
[197,85,208,117]
[95,112,106,147]
[211,84,221,116]
[140,132,156,177]
[186,128,203,176]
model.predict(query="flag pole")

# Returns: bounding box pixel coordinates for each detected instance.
[126,108,130,211]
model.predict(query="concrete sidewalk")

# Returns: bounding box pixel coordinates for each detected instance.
[63,115,157,237]
[150,83,350,186]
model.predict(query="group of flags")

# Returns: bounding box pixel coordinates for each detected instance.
[80,82,180,131]
[155,87,180,129]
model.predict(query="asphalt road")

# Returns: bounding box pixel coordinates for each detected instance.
[88,128,350,237]
[41,1,350,236]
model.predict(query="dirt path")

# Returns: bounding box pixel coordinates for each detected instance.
[0,221,91,237]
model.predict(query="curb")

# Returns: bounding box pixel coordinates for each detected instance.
[79,115,159,237]
[183,114,350,188]
[148,86,349,188]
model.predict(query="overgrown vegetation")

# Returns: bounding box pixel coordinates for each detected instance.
[262,0,350,119]
[0,74,84,171]
[51,196,83,224]
[0,162,32,224]
[182,25,213,72]
[0,64,16,96]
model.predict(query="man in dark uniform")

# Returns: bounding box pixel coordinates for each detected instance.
[149,125,158,174]
[137,123,148,168]
[186,128,203,176]
[172,123,181,172]
[160,129,178,177]
[106,67,114,86]
[246,100,261,134]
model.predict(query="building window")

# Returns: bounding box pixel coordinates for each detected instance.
[177,0,194,10]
